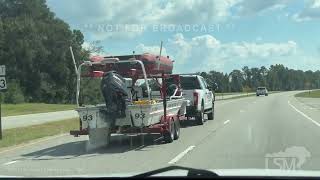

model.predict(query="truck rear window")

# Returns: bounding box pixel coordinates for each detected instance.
[180,77,201,90]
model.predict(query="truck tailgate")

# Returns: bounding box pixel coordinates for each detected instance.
[183,90,194,105]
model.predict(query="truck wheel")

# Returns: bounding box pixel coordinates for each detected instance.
[164,120,174,143]
[207,103,214,120]
[173,120,180,140]
[196,104,205,125]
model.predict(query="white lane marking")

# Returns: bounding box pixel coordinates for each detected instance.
[3,160,18,166]
[288,100,320,127]
[168,146,195,164]
[240,110,245,113]
[43,149,55,153]
[224,120,230,125]
[0,133,68,155]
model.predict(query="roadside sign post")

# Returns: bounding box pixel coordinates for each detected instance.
[0,93,2,140]
[0,65,7,140]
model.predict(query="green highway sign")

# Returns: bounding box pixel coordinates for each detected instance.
[0,77,6,90]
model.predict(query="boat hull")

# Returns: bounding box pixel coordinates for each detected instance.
[128,99,186,127]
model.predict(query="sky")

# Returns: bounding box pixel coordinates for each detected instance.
[46,0,320,73]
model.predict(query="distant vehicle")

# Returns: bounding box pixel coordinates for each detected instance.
[179,75,215,125]
[256,87,268,96]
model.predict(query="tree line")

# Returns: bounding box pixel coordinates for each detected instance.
[0,0,319,104]
[0,0,89,104]
[200,65,320,93]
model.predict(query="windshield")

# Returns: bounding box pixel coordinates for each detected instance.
[1,0,320,178]
[181,76,201,90]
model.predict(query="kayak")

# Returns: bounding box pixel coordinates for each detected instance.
[89,53,173,76]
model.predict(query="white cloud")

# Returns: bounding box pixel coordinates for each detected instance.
[139,34,299,73]
[167,34,193,64]
[47,0,156,24]
[48,0,297,27]
[152,0,240,24]
[47,0,157,40]
[292,0,320,22]
[82,41,109,57]
[47,0,241,40]
[235,0,290,16]
[312,0,320,7]
[134,43,167,55]
[82,42,90,50]
[225,41,297,58]
[48,0,320,41]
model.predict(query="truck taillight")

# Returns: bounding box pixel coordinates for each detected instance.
[193,92,198,106]
[79,118,82,130]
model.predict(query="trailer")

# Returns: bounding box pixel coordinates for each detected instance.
[69,52,187,148]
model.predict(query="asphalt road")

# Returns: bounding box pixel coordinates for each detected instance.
[1,91,320,177]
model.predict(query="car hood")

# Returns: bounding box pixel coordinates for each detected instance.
[3,169,320,178]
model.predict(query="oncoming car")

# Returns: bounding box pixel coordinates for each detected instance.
[256,87,268,96]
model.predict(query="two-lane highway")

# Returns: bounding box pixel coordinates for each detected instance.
[178,91,320,170]
[0,91,320,176]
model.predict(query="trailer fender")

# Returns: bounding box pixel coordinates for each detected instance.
[161,115,178,133]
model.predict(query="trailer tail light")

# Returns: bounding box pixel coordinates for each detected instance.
[193,92,199,106]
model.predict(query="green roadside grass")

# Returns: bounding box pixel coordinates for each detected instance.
[295,90,320,98]
[2,103,76,117]
[0,118,78,149]
[215,92,247,96]
[216,93,256,101]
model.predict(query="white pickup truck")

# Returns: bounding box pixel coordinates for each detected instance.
[180,75,215,125]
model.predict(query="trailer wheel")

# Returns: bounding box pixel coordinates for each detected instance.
[164,119,174,143]
[173,120,180,140]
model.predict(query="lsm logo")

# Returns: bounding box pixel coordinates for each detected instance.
[265,146,311,170]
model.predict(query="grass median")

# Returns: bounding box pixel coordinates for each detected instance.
[3,103,76,117]
[0,118,78,149]
[295,90,320,98]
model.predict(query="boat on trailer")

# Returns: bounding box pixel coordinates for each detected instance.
[69,51,187,148]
